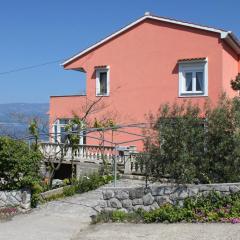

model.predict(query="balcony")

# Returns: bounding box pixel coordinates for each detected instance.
[40,142,142,175]
[41,142,125,163]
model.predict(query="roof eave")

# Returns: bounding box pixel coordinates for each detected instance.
[222,32,240,54]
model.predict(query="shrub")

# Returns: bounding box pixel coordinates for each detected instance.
[94,191,240,224]
[31,172,113,207]
[43,193,64,202]
[63,185,76,196]
[140,94,240,184]
[76,172,113,194]
[63,178,70,186]
[111,210,128,221]
[31,182,44,207]
[0,137,42,190]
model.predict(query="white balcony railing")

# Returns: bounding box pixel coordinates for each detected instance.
[40,142,128,164]
[39,142,145,176]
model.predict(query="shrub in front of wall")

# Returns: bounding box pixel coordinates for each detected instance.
[94,191,240,224]
[31,172,113,206]
[76,172,113,194]
[140,94,240,184]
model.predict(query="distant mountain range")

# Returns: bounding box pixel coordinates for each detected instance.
[0,103,49,139]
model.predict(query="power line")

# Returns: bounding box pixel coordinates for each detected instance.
[0,59,64,76]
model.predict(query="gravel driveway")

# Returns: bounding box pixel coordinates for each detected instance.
[0,179,240,240]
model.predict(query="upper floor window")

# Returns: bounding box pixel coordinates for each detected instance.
[96,67,110,96]
[179,59,208,97]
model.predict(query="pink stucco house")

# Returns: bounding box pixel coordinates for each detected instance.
[49,13,240,150]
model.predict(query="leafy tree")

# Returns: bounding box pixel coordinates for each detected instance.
[140,94,240,184]
[204,95,240,182]
[0,137,42,190]
[28,118,39,151]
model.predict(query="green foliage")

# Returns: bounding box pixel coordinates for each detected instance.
[30,172,113,207]
[112,210,128,221]
[140,94,240,184]
[94,191,240,224]
[67,172,113,196]
[231,74,240,91]
[63,178,70,186]
[69,172,113,196]
[93,118,116,128]
[0,137,42,190]
[143,204,193,223]
[92,209,145,224]
[65,117,84,148]
[37,173,114,205]
[43,193,64,202]
[75,172,113,194]
[31,182,44,207]
[63,185,76,196]
[28,119,40,151]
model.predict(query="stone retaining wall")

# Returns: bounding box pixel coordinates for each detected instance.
[100,183,240,212]
[40,187,64,199]
[0,190,31,211]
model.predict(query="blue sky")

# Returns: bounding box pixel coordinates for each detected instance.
[1,0,240,103]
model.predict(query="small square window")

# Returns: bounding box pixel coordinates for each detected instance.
[179,60,208,97]
[96,67,110,96]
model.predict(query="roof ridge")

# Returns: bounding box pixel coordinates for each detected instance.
[62,14,239,66]
[148,13,228,32]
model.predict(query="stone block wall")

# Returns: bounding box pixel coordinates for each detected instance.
[0,190,31,211]
[76,162,100,178]
[100,183,240,212]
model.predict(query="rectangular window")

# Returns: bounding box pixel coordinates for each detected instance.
[96,67,110,96]
[99,72,107,95]
[179,60,208,96]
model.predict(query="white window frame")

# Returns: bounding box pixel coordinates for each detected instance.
[179,59,208,97]
[52,119,85,144]
[52,119,70,143]
[96,66,110,96]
